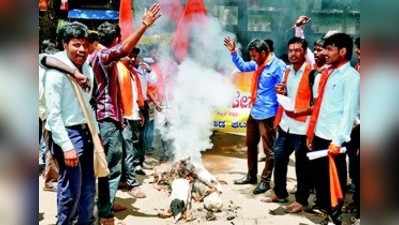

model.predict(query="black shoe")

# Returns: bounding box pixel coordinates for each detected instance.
[253,181,270,195]
[234,176,257,185]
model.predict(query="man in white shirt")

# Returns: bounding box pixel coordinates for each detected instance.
[44,22,97,225]
[262,37,313,213]
[307,33,360,225]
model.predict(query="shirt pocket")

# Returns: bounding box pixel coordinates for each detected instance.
[258,72,275,90]
[327,80,344,106]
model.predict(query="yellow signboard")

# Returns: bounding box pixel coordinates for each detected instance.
[213,72,254,136]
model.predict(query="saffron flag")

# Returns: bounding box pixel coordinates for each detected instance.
[161,0,184,22]
[119,0,134,41]
[171,0,208,62]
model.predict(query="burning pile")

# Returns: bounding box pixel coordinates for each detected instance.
[151,158,223,223]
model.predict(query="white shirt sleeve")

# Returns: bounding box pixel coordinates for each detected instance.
[294,26,305,39]
[332,72,360,146]
[44,69,74,151]
[294,26,315,65]
[305,48,316,65]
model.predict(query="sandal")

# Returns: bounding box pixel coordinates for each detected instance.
[261,194,288,203]
[285,201,304,213]
[112,202,127,212]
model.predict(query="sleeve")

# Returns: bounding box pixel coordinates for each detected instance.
[332,72,360,146]
[305,48,316,65]
[44,70,74,151]
[294,26,315,65]
[231,51,257,72]
[294,26,305,39]
[39,53,47,69]
[274,62,286,84]
[99,44,126,65]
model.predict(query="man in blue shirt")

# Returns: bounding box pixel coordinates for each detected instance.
[224,37,285,194]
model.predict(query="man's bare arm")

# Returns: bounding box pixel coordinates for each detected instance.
[120,2,161,56]
[40,55,90,90]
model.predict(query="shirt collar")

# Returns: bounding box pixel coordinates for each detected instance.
[266,54,275,66]
[333,61,350,73]
[290,62,307,75]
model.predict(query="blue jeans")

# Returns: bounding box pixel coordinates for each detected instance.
[51,125,95,225]
[122,119,143,188]
[273,127,311,205]
[97,119,123,218]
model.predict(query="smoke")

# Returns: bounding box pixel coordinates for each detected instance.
[164,59,235,163]
[189,15,236,73]
[132,1,238,163]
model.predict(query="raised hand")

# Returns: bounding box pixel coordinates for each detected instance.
[295,15,311,27]
[224,36,236,53]
[142,2,162,27]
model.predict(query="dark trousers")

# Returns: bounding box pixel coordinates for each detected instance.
[273,127,311,205]
[246,115,275,183]
[51,125,95,225]
[347,124,360,207]
[311,136,347,221]
[97,119,123,218]
[122,119,143,188]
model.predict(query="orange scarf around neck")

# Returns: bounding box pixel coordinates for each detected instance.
[117,62,145,118]
[250,55,271,104]
[273,63,313,128]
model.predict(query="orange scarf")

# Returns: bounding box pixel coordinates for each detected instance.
[274,63,313,128]
[306,67,332,144]
[306,67,343,208]
[130,68,145,107]
[117,62,145,118]
[250,56,270,104]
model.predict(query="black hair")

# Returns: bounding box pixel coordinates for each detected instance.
[323,32,353,60]
[132,47,140,56]
[247,39,269,53]
[287,37,308,52]
[170,199,185,217]
[88,30,99,44]
[97,22,121,47]
[314,38,325,47]
[265,39,274,52]
[56,23,68,49]
[355,37,360,49]
[62,21,89,44]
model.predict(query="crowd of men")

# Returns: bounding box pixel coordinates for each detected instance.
[38,3,360,224]
[225,16,360,225]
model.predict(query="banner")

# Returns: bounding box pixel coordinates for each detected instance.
[213,72,254,136]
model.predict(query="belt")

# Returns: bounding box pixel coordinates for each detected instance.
[65,124,89,131]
